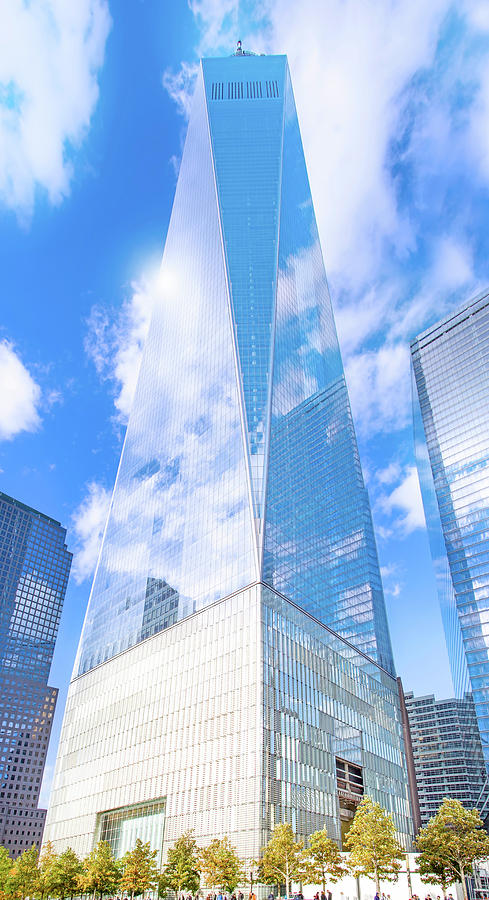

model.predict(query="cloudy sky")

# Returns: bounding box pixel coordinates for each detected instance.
[2,0,489,803]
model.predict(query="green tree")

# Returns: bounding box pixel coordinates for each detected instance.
[302,828,346,893]
[37,841,58,899]
[121,838,159,899]
[80,840,120,899]
[159,831,201,897]
[259,823,304,899]
[200,837,243,893]
[50,847,84,899]
[344,796,404,893]
[416,798,489,900]
[0,846,13,894]
[7,846,40,900]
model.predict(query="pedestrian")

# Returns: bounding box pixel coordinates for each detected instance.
[269,892,275,900]
[327,891,332,900]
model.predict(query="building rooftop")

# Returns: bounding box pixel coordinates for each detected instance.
[0,490,62,528]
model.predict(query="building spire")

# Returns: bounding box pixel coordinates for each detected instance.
[231,40,263,57]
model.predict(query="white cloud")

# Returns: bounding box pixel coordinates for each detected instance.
[71,481,111,584]
[468,57,489,183]
[165,2,447,286]
[388,236,476,343]
[189,0,240,54]
[431,235,474,289]
[45,388,63,409]
[0,341,41,440]
[162,62,199,121]
[466,2,489,31]
[85,279,154,422]
[380,465,426,535]
[343,237,476,437]
[377,461,402,486]
[0,0,111,217]
[334,284,394,357]
[345,343,412,437]
[269,0,448,287]
[164,1,489,445]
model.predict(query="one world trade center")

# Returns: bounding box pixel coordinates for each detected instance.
[45,48,412,863]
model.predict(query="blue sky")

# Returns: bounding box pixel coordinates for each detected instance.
[1,0,489,803]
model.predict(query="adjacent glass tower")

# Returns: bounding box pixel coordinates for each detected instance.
[411,291,489,766]
[0,491,72,857]
[45,51,410,863]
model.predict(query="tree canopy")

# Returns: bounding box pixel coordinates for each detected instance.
[121,837,159,899]
[50,846,85,898]
[200,837,243,892]
[344,796,404,893]
[80,840,121,898]
[37,841,59,898]
[302,828,346,892]
[159,830,201,897]
[259,823,304,898]
[416,798,489,900]
[6,847,40,900]
[0,846,13,893]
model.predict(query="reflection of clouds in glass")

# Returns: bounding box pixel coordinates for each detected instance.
[263,63,395,674]
[76,69,255,675]
[273,242,342,416]
[271,358,318,417]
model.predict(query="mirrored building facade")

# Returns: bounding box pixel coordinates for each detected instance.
[411,292,489,767]
[45,52,411,863]
[0,491,72,857]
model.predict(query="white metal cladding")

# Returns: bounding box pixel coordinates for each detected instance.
[44,585,412,862]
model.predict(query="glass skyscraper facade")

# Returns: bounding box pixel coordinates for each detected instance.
[0,491,72,857]
[405,692,489,826]
[45,51,411,864]
[411,291,489,766]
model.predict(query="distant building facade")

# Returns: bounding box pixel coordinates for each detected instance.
[411,292,489,767]
[405,691,489,825]
[0,492,72,857]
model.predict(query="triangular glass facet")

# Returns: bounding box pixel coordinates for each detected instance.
[75,69,256,676]
[203,56,286,535]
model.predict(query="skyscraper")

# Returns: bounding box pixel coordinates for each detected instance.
[411,290,489,767]
[44,50,411,862]
[0,491,72,857]
[404,692,489,826]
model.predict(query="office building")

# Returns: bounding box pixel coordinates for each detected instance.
[404,692,489,826]
[0,491,72,857]
[44,49,412,863]
[411,292,489,766]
